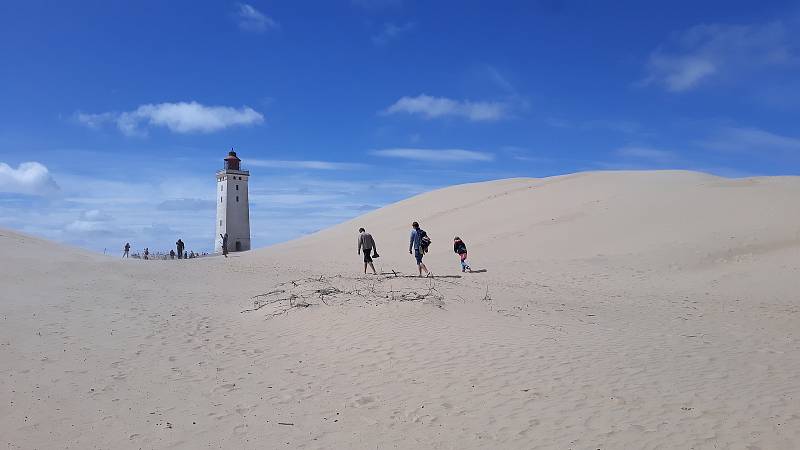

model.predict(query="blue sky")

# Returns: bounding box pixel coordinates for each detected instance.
[1,0,799,253]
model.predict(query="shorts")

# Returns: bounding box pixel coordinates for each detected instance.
[363,250,373,263]
[414,249,424,265]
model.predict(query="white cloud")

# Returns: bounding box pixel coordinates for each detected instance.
[0,157,446,254]
[66,210,114,233]
[0,161,60,195]
[81,209,113,221]
[372,22,414,45]
[65,220,107,233]
[648,57,716,92]
[616,146,677,163]
[75,112,115,129]
[383,94,508,121]
[248,159,367,170]
[371,148,494,162]
[699,127,800,153]
[236,3,279,33]
[77,101,264,136]
[643,21,798,92]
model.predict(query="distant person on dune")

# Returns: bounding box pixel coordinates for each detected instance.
[123,242,130,258]
[169,249,175,259]
[357,227,379,275]
[143,248,149,260]
[453,236,472,273]
[409,221,430,277]
[176,239,184,259]
[220,233,228,257]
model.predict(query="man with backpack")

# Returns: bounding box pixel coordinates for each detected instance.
[409,221,430,277]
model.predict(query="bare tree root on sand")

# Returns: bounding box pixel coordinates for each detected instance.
[241,272,449,318]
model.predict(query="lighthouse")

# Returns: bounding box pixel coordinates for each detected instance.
[215,149,251,253]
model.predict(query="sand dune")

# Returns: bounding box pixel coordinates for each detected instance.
[2,171,799,449]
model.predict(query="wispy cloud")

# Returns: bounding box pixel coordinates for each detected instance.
[699,126,800,153]
[500,146,553,164]
[383,94,509,121]
[0,153,444,253]
[371,148,494,162]
[372,22,414,45]
[247,159,367,170]
[616,146,677,163]
[643,20,799,92]
[235,3,279,33]
[157,198,216,211]
[485,66,516,93]
[77,101,264,136]
[545,117,644,135]
[0,161,60,195]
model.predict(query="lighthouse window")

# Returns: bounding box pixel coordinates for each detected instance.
[236,185,239,190]
[220,196,222,203]
[220,185,223,191]
[236,196,239,202]
[220,220,222,226]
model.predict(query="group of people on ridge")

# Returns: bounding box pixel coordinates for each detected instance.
[121,238,201,260]
[357,221,472,276]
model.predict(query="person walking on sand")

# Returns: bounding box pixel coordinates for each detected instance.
[143,248,149,260]
[176,239,184,259]
[123,242,130,258]
[357,227,379,275]
[409,221,430,277]
[453,236,472,273]
[220,233,228,257]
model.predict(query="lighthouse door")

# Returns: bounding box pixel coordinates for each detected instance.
[235,241,242,251]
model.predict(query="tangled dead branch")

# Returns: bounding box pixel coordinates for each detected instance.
[242,271,450,318]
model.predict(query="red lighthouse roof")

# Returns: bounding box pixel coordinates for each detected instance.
[224,149,242,171]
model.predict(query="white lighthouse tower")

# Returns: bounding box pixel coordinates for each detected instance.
[215,149,251,253]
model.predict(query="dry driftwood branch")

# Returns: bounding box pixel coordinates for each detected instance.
[482,285,492,303]
[251,289,286,299]
[243,272,457,316]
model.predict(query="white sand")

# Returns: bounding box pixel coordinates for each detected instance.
[2,170,799,449]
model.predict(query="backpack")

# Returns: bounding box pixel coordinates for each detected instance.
[419,229,432,253]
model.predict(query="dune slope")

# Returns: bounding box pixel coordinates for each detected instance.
[1,171,799,449]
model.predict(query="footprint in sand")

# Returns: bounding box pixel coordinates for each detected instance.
[350,396,375,407]
[211,383,237,394]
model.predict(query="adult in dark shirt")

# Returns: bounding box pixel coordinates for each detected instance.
[220,233,229,257]
[408,221,430,277]
[176,239,184,259]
